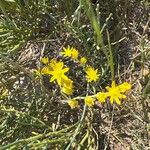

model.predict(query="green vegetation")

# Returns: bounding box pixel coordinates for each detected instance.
[0,0,149,149]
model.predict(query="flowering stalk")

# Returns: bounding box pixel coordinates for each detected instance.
[80,0,115,81]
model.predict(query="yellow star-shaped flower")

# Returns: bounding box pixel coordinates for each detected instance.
[85,66,100,82]
[40,57,49,64]
[96,92,108,103]
[84,96,95,107]
[61,46,79,60]
[71,48,79,60]
[61,46,72,58]
[48,60,69,85]
[106,81,130,105]
[80,57,87,64]
[61,78,74,95]
[67,99,79,109]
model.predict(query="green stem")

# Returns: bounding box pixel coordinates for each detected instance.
[65,105,87,150]
[78,130,89,150]
[80,0,103,47]
[0,122,78,150]
[0,105,48,128]
[106,29,114,81]
[30,138,70,149]
[80,0,113,79]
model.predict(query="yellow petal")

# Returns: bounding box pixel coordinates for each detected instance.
[115,98,121,105]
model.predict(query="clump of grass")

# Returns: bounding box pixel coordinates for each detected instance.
[0,0,149,149]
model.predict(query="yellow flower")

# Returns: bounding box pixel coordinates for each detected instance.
[61,46,72,58]
[106,81,127,105]
[48,60,69,85]
[61,78,74,95]
[67,99,79,109]
[41,57,49,64]
[61,86,73,95]
[96,92,108,103]
[71,48,79,60]
[84,96,95,107]
[61,46,79,60]
[118,82,132,93]
[41,58,74,95]
[80,57,87,64]
[85,66,100,82]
